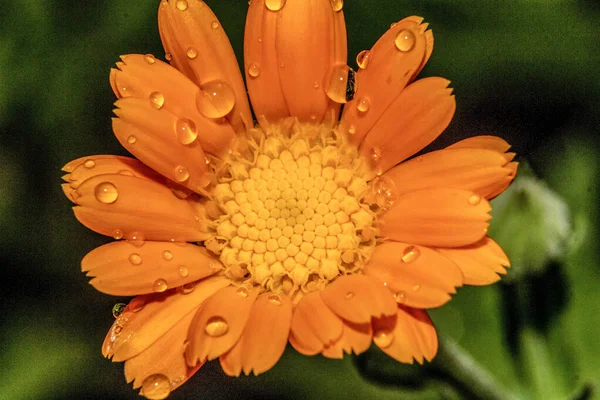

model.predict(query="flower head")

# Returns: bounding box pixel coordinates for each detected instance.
[61,0,517,398]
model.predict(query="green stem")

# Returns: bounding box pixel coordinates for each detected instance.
[433,336,519,400]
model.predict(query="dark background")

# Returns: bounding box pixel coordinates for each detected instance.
[1,1,598,399]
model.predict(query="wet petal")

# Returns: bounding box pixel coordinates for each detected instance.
[359,77,455,177]
[289,291,343,355]
[379,188,491,247]
[437,237,510,286]
[124,311,203,392]
[340,16,432,143]
[320,274,396,323]
[83,241,222,296]
[158,0,251,132]
[111,54,236,157]
[321,320,372,359]
[103,276,229,361]
[220,293,292,376]
[72,173,210,242]
[365,242,463,308]
[185,285,259,364]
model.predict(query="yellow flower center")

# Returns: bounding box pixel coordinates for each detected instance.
[204,120,377,298]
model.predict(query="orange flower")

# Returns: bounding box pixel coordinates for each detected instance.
[61,1,517,398]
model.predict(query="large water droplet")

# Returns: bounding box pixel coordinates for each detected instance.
[186,47,198,59]
[149,91,165,109]
[174,165,190,182]
[356,50,371,69]
[153,278,168,293]
[112,229,124,240]
[205,316,229,337]
[127,135,137,144]
[129,232,145,245]
[175,0,188,11]
[265,0,285,11]
[248,62,261,78]
[180,282,195,294]
[330,0,343,12]
[129,297,146,312]
[84,159,96,169]
[357,97,370,113]
[395,29,416,52]
[112,303,127,318]
[162,250,173,261]
[373,330,394,348]
[325,65,355,104]
[129,253,142,265]
[144,54,156,64]
[401,245,420,263]
[94,182,118,204]
[236,287,249,298]
[141,374,171,400]
[175,118,198,145]
[197,80,236,118]
[268,294,282,306]
[468,194,481,205]
[373,177,396,210]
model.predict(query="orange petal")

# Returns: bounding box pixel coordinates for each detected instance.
[379,188,491,247]
[359,77,456,178]
[220,293,292,376]
[103,276,230,361]
[483,161,518,199]
[437,237,510,286]
[340,17,432,143]
[83,241,222,296]
[373,306,437,364]
[111,53,235,158]
[321,320,372,359]
[380,148,514,199]
[124,311,203,393]
[158,0,251,132]
[364,242,463,308]
[289,291,343,355]
[320,274,396,323]
[185,285,259,364]
[447,135,511,153]
[72,173,209,242]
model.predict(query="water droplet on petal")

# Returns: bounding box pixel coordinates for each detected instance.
[118,169,134,176]
[180,282,195,294]
[186,47,198,59]
[141,374,171,400]
[205,316,229,337]
[313,81,320,89]
[162,250,173,261]
[144,54,156,64]
[268,294,282,305]
[356,50,371,69]
[84,159,95,169]
[345,292,354,299]
[326,64,355,104]
[129,253,142,265]
[394,291,406,304]
[211,21,219,29]
[401,245,420,263]
[373,176,397,210]
[127,135,137,144]
[248,62,261,78]
[373,330,394,348]
[197,80,235,118]
[165,52,172,61]
[412,284,421,292]
[174,165,190,182]
[94,182,118,204]
[178,265,189,277]
[468,194,481,205]
[357,97,370,113]
[390,22,397,29]
[236,287,249,297]
[175,0,188,11]
[395,29,416,52]
[112,303,127,318]
[153,278,168,293]
[129,232,145,245]
[175,118,198,145]
[370,147,381,162]
[149,91,165,109]
[129,297,146,312]
[348,124,356,135]
[265,0,285,11]
[331,0,343,12]
[112,229,124,240]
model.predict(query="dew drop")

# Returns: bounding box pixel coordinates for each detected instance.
[248,62,261,78]
[345,291,355,300]
[127,135,137,144]
[401,245,420,263]
[173,165,190,182]
[141,374,171,400]
[394,291,406,304]
[268,294,282,305]
[149,91,165,109]
[129,297,146,312]
[356,50,371,69]
[357,97,370,113]
[180,282,195,294]
[129,253,142,265]
[211,21,219,29]
[162,250,173,261]
[265,0,285,11]
[205,316,229,337]
[175,118,198,145]
[175,0,188,11]
[373,330,394,349]
[186,47,198,59]
[84,159,96,169]
[144,54,156,64]
[373,176,397,210]
[153,278,168,293]
[313,81,320,89]
[348,124,356,135]
[94,182,118,204]
[331,0,343,12]
[390,22,397,29]
[118,169,134,176]
[370,147,382,162]
[165,52,172,61]
[395,29,416,52]
[468,194,481,205]
[112,229,124,240]
[197,80,236,118]
[129,231,145,245]
[236,287,249,298]
[325,64,355,104]
[412,284,421,292]
[178,265,189,277]
[112,303,127,318]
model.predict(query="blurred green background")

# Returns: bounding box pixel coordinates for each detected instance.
[1,0,598,399]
